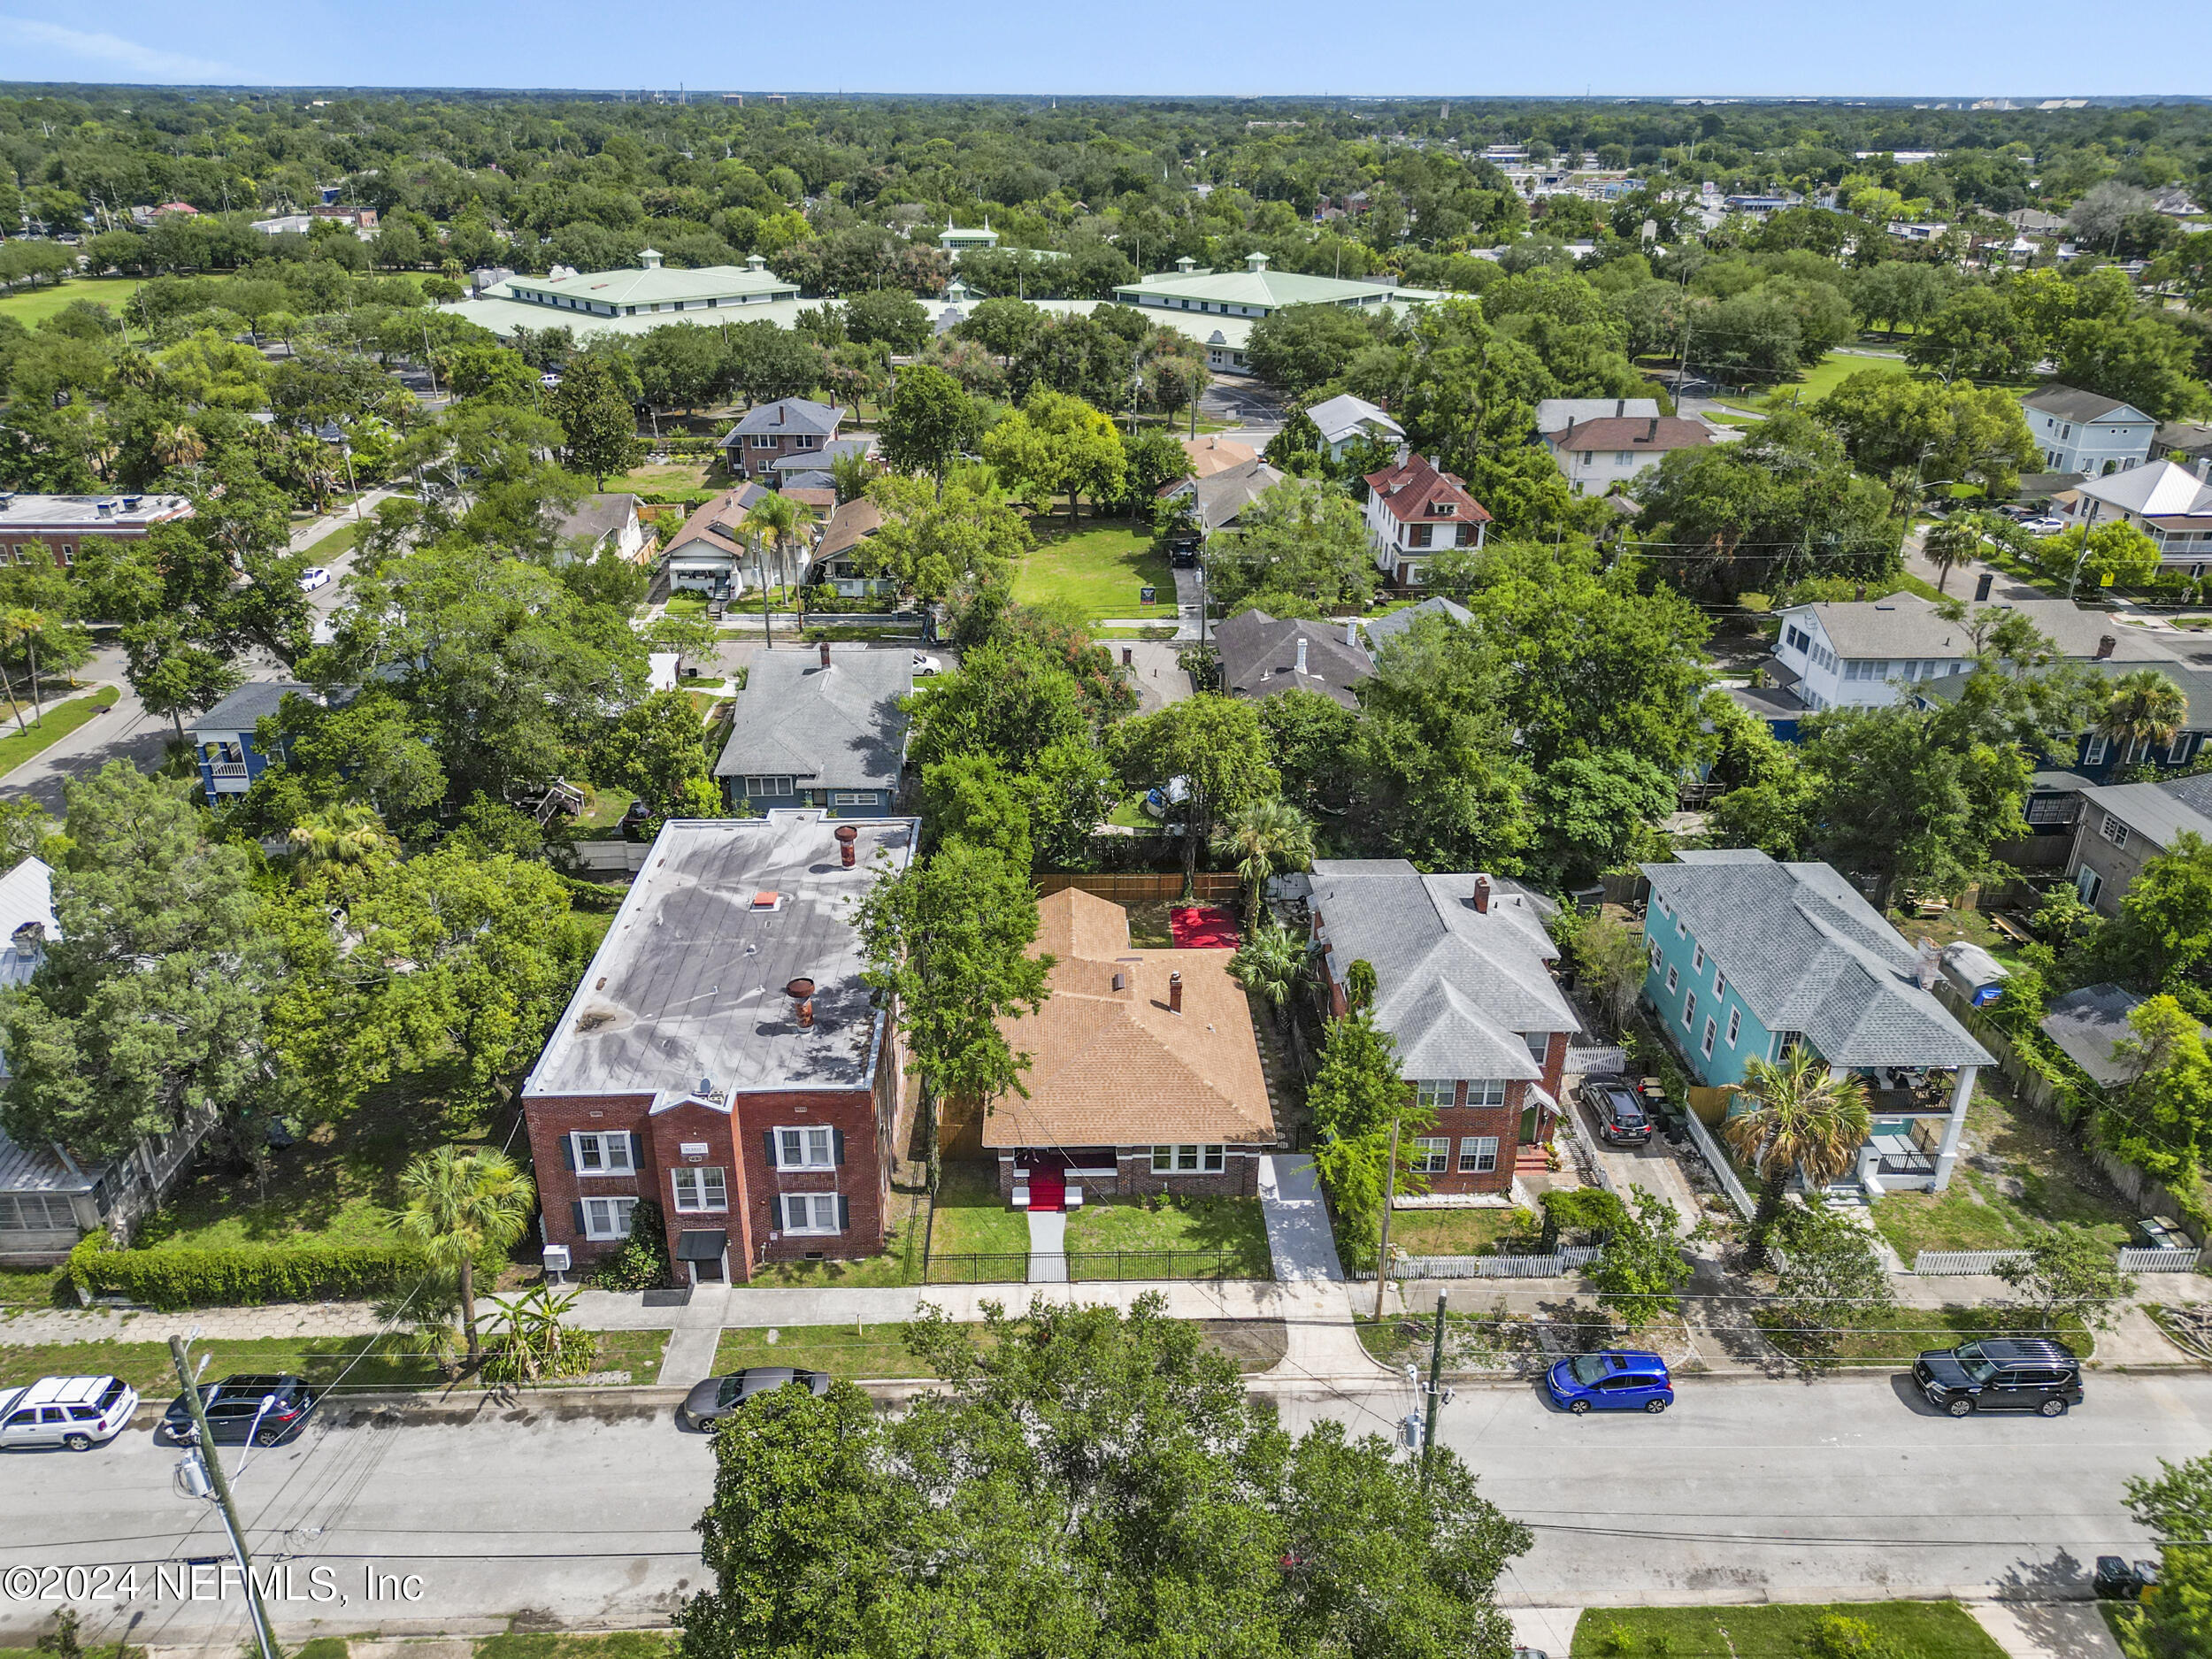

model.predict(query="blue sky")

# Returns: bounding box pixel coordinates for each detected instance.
[0,0,2200,97]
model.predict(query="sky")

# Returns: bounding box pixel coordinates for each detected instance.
[0,0,2204,98]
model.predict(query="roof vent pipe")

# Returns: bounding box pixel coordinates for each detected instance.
[2096,634,2116,660]
[787,977,817,1028]
[1294,636,1308,675]
[1169,972,1184,1014]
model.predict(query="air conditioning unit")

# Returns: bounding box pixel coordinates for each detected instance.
[542,1244,572,1280]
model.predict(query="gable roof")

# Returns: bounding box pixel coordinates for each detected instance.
[1214,610,1369,709]
[981,889,1275,1148]
[664,484,772,564]
[1180,434,1257,479]
[1641,851,1992,1069]
[2023,384,2154,426]
[1535,396,1661,437]
[192,680,316,735]
[1363,453,1492,528]
[711,646,912,792]
[767,438,872,472]
[2077,460,2212,521]
[1304,392,1402,447]
[1548,415,1714,456]
[1188,457,1286,532]
[1362,596,1472,656]
[553,493,639,546]
[2075,780,2212,853]
[814,497,884,565]
[1306,860,1580,1079]
[728,397,843,440]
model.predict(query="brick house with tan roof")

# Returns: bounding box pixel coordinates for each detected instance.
[1360,455,1491,589]
[956,888,1278,1203]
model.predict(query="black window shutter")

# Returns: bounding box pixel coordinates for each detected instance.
[571,1202,586,1234]
[763,1130,777,1168]
[560,1134,574,1171]
[629,1132,644,1169]
[833,1128,846,1165]
[837,1195,849,1233]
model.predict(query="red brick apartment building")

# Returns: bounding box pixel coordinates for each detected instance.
[0,492,193,566]
[522,810,917,1284]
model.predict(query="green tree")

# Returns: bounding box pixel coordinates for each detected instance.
[1588,1186,1694,1330]
[1721,1047,1872,1268]
[549,355,642,488]
[2098,667,2191,762]
[920,752,1033,869]
[842,288,931,357]
[1224,796,1314,930]
[2102,993,2212,1187]
[2124,1453,2212,1659]
[1207,477,1378,615]
[1113,694,1279,895]
[2055,312,2208,425]
[905,634,1092,773]
[1246,303,1388,398]
[1229,921,1307,1037]
[1810,372,2038,497]
[398,1146,535,1366]
[1921,516,1985,595]
[860,472,1030,602]
[876,363,979,488]
[0,764,271,1160]
[601,689,718,822]
[1565,910,1649,1035]
[1993,1224,2137,1333]
[1308,1010,1426,1271]
[1763,1202,1896,1358]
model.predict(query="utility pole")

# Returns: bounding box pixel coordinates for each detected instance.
[1421,1289,1448,1486]
[1372,1115,1402,1321]
[168,1336,277,1659]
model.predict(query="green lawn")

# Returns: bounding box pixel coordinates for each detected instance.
[302,520,361,562]
[1759,1302,2094,1366]
[477,1635,676,1659]
[1382,1206,1535,1256]
[1012,517,1174,620]
[1065,1194,1272,1277]
[0,276,146,332]
[0,686,119,778]
[1762,350,1912,411]
[0,1328,668,1394]
[926,1162,1031,1261]
[0,1267,68,1310]
[746,1197,930,1288]
[710,1320,991,1379]
[567,782,640,838]
[1869,1079,2138,1261]
[1107,794,1157,830]
[1571,1601,2004,1658]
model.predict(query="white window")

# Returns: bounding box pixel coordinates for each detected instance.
[1713,970,1726,999]
[1726,1007,1741,1047]
[743,775,795,798]
[2171,735,2194,765]
[2077,866,2103,906]
[580,1196,636,1240]
[1151,1144,1226,1173]
[1411,1136,1452,1174]
[830,791,873,806]
[672,1166,728,1213]
[571,1132,633,1176]
[776,1126,835,1170]
[1647,938,1663,969]
[1465,1079,1507,1108]
[1458,1136,1499,1173]
[1664,965,1679,994]
[1675,917,1686,938]
[1524,1033,1548,1067]
[1691,944,1705,972]
[2085,735,2109,764]
[780,1193,842,1234]
[1683,990,1698,1031]
[1415,1079,1455,1107]
[2101,813,2131,849]
[1701,1017,1717,1058]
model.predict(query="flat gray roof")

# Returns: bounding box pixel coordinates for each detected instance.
[525,811,917,1101]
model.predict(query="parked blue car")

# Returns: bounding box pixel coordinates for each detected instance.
[1546,1350,1674,1415]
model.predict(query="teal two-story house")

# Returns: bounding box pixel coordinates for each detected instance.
[1639,850,1993,1194]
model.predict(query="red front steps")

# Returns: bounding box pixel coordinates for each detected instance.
[1513,1143,1553,1173]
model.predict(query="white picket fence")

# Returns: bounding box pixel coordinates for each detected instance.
[2119,1246,2204,1273]
[1912,1249,2032,1276]
[1350,1245,1604,1282]
[1680,1105,1757,1220]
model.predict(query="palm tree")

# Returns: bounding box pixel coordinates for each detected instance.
[2097,669,2189,768]
[1922,516,1983,595]
[745,491,817,598]
[288,803,400,876]
[1721,1048,1872,1269]
[1225,796,1315,930]
[1229,922,1307,1035]
[398,1147,536,1366]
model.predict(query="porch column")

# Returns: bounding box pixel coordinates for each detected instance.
[1932,1064,1977,1192]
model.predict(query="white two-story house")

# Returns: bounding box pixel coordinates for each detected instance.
[2065,461,2212,575]
[1542,415,1712,497]
[2022,385,2156,476]
[1360,454,1491,588]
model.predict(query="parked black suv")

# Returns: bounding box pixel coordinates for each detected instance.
[1579,1076,1653,1146]
[163,1374,322,1446]
[1913,1339,2083,1418]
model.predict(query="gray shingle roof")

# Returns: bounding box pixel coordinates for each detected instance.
[1303,393,1402,447]
[1307,860,1580,1080]
[1189,458,1286,533]
[191,680,317,735]
[1641,852,1992,1070]
[1214,610,1369,708]
[1535,397,1660,437]
[1362,597,1471,655]
[712,646,911,793]
[553,493,638,546]
[2023,384,2153,425]
[726,397,843,440]
[1786,593,2171,664]
[2039,983,2208,1087]
[2075,781,2212,853]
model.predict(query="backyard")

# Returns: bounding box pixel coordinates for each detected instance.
[1011,517,1175,620]
[1868,1078,2138,1260]
[1570,1601,2005,1659]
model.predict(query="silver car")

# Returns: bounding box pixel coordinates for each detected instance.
[0,1375,139,1451]
[680,1367,829,1431]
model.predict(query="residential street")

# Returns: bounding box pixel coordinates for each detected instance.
[8,1370,2202,1646]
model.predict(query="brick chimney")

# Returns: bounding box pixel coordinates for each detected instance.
[835,824,858,868]
[787,977,816,1028]
[2096,634,2116,659]
[1473,873,1493,914]
[818,641,831,668]
[1169,971,1184,1014]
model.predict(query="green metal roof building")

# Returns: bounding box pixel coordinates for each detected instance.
[1110,253,1442,371]
[439,248,805,342]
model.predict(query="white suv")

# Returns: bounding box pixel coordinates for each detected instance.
[0,1375,139,1451]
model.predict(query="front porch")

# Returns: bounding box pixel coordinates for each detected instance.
[1840,1063,1979,1195]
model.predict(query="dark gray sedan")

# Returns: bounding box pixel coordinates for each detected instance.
[680,1367,830,1430]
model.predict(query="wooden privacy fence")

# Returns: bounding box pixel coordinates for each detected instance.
[1036,872,1242,902]
[1348,1246,1604,1281]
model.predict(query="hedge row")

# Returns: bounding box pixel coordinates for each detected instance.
[69,1238,430,1310]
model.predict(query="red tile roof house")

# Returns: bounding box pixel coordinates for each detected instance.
[1360,455,1491,589]
[521,811,918,1285]
[1306,861,1581,1198]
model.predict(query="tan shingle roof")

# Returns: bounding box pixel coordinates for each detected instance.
[982,890,1276,1148]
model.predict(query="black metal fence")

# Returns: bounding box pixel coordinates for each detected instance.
[922,1249,1262,1285]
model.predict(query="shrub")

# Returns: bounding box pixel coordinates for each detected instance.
[588,1200,672,1290]
[1807,1613,1896,1659]
[68,1238,429,1310]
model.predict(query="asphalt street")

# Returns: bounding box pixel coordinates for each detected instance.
[4,1371,2206,1646]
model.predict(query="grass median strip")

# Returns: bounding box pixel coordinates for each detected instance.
[0,1328,668,1394]
[0,686,121,777]
[1571,1601,2006,1658]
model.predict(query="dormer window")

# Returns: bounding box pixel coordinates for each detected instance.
[1435,503,1455,518]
